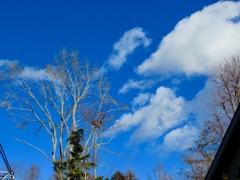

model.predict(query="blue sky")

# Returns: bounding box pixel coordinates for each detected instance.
[1,0,240,179]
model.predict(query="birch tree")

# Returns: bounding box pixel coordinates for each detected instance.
[153,163,175,180]
[181,54,240,179]
[0,49,127,178]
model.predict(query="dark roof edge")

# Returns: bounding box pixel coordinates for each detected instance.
[205,104,240,180]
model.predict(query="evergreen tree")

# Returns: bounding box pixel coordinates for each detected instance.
[54,129,95,179]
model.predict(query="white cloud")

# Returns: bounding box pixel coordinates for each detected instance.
[107,86,186,145]
[119,79,156,94]
[132,93,151,109]
[159,125,198,152]
[137,1,240,77]
[0,59,18,66]
[0,59,50,81]
[102,27,152,72]
[20,67,50,80]
[106,1,240,154]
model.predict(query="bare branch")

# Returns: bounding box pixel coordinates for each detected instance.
[14,138,52,162]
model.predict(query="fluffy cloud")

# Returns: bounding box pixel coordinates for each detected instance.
[137,1,240,77]
[159,125,198,153]
[106,1,240,153]
[101,27,152,73]
[107,86,186,145]
[119,79,156,94]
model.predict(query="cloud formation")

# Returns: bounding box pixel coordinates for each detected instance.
[137,1,240,77]
[105,1,240,154]
[20,67,50,80]
[159,125,198,153]
[107,87,186,145]
[101,27,152,73]
[0,59,18,66]
[0,60,51,81]
[119,79,156,94]
[132,93,151,109]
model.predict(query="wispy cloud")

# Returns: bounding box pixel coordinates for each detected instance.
[101,27,152,73]
[137,1,240,77]
[119,79,156,94]
[20,67,50,81]
[0,59,18,66]
[0,60,50,81]
[132,93,151,109]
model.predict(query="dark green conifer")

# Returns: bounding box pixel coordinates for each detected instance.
[54,129,95,179]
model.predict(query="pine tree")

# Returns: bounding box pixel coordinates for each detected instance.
[54,129,95,179]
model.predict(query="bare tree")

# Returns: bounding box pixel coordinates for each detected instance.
[154,163,171,180]
[24,164,41,180]
[210,55,240,120]
[80,76,127,178]
[2,161,25,180]
[110,170,138,180]
[111,170,125,180]
[125,170,138,180]
[153,163,180,180]
[2,162,41,180]
[0,49,127,178]
[181,54,240,179]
